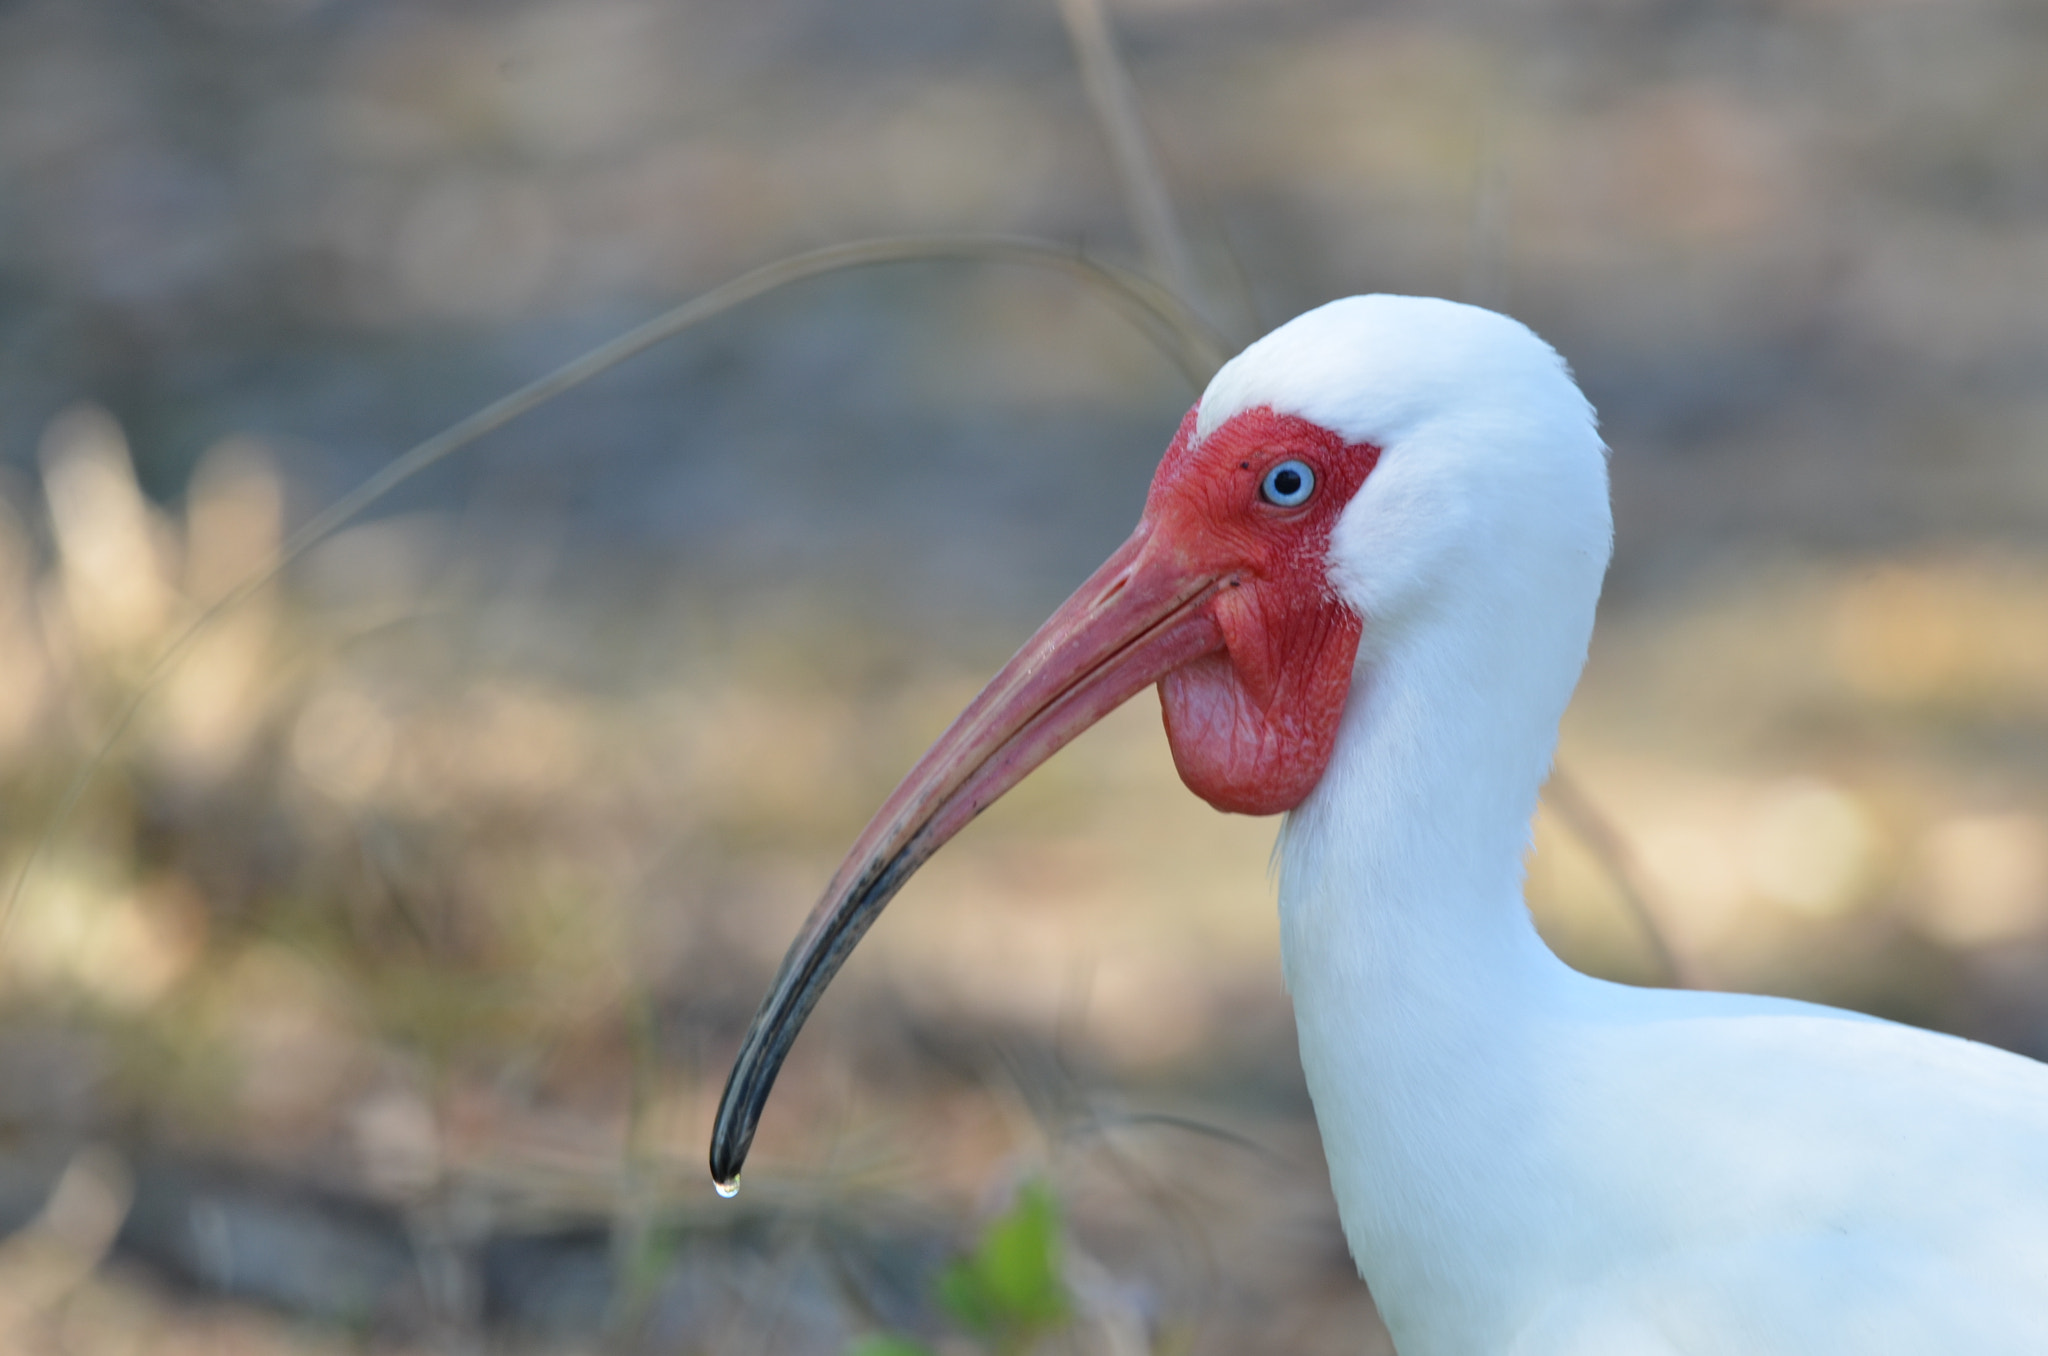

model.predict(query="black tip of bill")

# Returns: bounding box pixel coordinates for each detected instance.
[708,851,913,1195]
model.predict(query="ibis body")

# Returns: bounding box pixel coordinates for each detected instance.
[713,296,2048,1354]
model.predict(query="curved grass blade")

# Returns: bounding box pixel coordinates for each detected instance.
[3,233,1230,939]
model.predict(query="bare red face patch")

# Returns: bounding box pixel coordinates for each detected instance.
[1141,406,1379,814]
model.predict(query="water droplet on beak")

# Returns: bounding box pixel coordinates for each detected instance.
[714,1177,740,1200]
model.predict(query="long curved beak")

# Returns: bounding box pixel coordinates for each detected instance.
[709,523,1227,1190]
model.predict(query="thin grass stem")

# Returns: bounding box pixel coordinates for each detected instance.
[1545,765,1698,990]
[1057,0,1200,310]
[3,233,1229,940]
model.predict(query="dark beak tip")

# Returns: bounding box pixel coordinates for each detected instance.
[708,1129,747,1195]
[708,1083,754,1189]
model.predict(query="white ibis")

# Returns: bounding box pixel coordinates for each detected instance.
[711,296,2048,1352]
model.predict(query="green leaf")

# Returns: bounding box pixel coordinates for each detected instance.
[844,1335,936,1356]
[935,1257,993,1336]
[935,1180,1069,1340]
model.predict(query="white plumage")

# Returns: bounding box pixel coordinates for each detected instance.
[1244,296,2048,1354]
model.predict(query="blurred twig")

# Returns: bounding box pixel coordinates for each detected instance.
[605,981,667,1349]
[1057,0,1200,312]
[3,233,1230,943]
[1462,74,1509,312]
[1545,766,1699,990]
[1061,1109,1285,1168]
[0,1146,133,1344]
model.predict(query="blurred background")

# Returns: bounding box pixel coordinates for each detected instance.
[2,0,2046,1351]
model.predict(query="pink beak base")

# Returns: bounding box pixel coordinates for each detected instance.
[709,524,1227,1190]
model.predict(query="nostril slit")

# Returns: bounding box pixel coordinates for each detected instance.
[1096,574,1132,607]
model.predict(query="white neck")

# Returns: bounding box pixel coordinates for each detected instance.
[1275,588,1598,1344]
[1198,292,1621,1346]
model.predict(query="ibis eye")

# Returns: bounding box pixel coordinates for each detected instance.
[1260,460,1315,507]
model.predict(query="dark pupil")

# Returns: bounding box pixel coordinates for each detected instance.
[1272,468,1302,497]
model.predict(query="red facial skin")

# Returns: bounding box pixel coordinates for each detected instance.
[1144,407,1380,814]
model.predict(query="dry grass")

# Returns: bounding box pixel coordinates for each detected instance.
[3,0,2047,1350]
